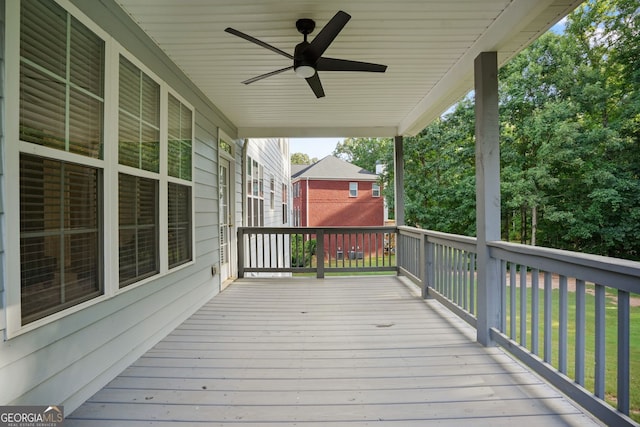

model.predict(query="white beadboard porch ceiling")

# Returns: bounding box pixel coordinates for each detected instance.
[115,0,581,138]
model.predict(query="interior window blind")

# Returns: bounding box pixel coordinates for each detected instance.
[118,56,160,172]
[168,183,192,268]
[20,154,102,324]
[20,0,104,158]
[168,94,192,181]
[119,173,159,287]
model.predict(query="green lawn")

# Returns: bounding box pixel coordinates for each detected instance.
[506,285,640,421]
[293,254,397,277]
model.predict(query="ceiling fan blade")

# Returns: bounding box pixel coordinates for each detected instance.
[305,72,325,98]
[317,57,387,73]
[225,27,293,60]
[241,66,294,84]
[304,11,351,63]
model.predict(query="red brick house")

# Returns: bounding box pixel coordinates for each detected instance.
[292,156,383,227]
[292,156,384,259]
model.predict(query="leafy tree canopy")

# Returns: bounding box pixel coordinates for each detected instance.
[290,152,317,165]
[341,0,640,259]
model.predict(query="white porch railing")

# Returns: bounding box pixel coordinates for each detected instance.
[237,225,639,427]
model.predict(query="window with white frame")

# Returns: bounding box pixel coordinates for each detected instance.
[282,183,289,224]
[167,94,193,268]
[270,176,275,210]
[246,157,263,226]
[13,0,195,329]
[118,55,160,287]
[349,182,358,197]
[372,183,381,197]
[18,0,105,323]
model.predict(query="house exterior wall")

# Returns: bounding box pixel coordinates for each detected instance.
[244,138,291,276]
[292,177,385,260]
[305,180,383,227]
[0,0,236,413]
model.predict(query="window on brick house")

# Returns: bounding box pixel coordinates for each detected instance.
[372,183,381,197]
[349,182,358,197]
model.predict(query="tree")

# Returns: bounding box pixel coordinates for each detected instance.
[290,152,317,165]
[391,0,640,259]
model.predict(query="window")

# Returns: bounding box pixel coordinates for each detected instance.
[13,0,195,330]
[372,183,381,197]
[118,56,160,286]
[349,182,358,197]
[19,0,105,324]
[118,174,158,287]
[168,94,192,180]
[270,176,275,210]
[20,0,104,158]
[282,183,289,224]
[168,183,192,268]
[246,157,263,226]
[20,155,102,324]
[219,139,233,156]
[167,94,193,267]
[119,56,160,172]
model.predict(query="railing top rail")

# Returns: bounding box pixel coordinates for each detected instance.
[489,240,640,293]
[398,226,478,248]
[239,226,398,234]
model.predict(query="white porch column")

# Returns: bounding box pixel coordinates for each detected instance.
[394,135,405,226]
[475,52,501,346]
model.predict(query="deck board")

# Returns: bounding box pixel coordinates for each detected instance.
[67,276,602,426]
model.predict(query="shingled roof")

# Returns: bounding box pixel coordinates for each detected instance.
[291,156,378,181]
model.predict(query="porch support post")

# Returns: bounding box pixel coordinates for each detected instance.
[475,52,501,346]
[394,135,405,226]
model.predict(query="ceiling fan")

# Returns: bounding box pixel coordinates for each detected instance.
[225,11,387,98]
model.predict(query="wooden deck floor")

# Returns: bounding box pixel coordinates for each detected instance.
[67,276,602,426]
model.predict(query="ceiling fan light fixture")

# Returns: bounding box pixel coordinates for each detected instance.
[294,65,315,79]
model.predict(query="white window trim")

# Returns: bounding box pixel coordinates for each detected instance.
[5,0,196,338]
[349,182,358,198]
[372,183,381,198]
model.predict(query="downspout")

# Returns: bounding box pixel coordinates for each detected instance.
[306,177,309,226]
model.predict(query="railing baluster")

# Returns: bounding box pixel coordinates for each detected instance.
[618,289,630,415]
[462,251,468,310]
[440,245,445,297]
[470,252,476,316]
[500,259,507,332]
[447,246,452,300]
[559,275,568,374]
[594,283,606,399]
[510,262,516,340]
[531,268,539,355]
[456,249,462,306]
[520,264,527,348]
[452,248,458,303]
[575,279,585,386]
[544,272,552,364]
